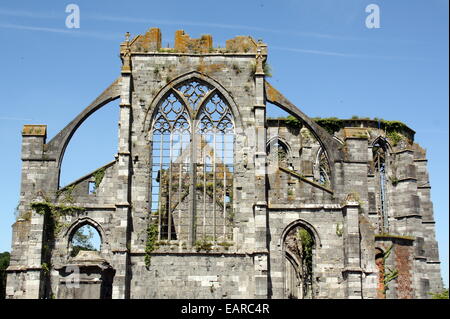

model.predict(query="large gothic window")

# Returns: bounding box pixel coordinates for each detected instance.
[150,79,235,244]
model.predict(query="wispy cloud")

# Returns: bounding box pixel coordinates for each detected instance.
[0,8,361,41]
[271,45,424,61]
[86,13,363,41]
[0,8,59,19]
[0,23,119,40]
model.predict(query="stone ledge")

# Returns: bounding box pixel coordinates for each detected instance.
[342,267,364,273]
[129,250,269,256]
[269,203,341,210]
[22,125,46,137]
[21,157,56,162]
[393,149,414,155]
[6,265,42,272]
[342,160,368,164]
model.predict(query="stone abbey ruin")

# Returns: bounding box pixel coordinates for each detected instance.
[6,28,443,299]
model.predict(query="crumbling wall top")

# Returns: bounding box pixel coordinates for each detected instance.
[22,125,47,137]
[121,27,267,55]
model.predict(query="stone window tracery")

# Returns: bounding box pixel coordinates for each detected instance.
[314,147,331,187]
[150,79,234,244]
[267,138,290,168]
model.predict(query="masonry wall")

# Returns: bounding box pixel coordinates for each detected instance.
[6,28,443,299]
[129,254,255,298]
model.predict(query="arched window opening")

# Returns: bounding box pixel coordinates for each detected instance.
[314,148,331,187]
[373,138,389,232]
[284,225,315,299]
[196,92,234,242]
[150,79,234,244]
[267,139,290,168]
[70,224,101,257]
[151,92,190,241]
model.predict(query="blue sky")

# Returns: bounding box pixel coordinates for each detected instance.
[0,1,448,288]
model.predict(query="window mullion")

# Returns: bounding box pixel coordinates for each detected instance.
[188,127,196,246]
[168,133,173,241]
[212,131,217,242]
[157,134,163,241]
[203,153,206,239]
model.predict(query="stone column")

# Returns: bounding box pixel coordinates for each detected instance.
[252,42,269,298]
[342,199,363,299]
[112,41,132,299]
[414,157,443,293]
[6,126,50,298]
[390,149,425,297]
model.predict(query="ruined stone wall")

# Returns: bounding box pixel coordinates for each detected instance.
[6,28,443,299]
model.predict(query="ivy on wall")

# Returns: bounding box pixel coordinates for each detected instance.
[144,222,159,269]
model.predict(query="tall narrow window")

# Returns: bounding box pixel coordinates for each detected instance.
[284,225,315,299]
[150,80,234,244]
[151,93,191,241]
[373,138,388,232]
[196,93,234,242]
[267,138,290,168]
[314,147,331,187]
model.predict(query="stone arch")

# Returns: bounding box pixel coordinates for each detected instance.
[313,146,332,187]
[64,217,106,255]
[143,71,243,137]
[280,219,321,248]
[372,136,392,152]
[266,136,293,168]
[266,136,292,155]
[45,78,121,187]
[264,81,342,187]
[280,219,321,299]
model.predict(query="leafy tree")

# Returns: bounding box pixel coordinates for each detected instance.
[0,252,10,299]
[70,226,96,257]
[296,228,314,298]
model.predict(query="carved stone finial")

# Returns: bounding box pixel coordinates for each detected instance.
[121,33,132,74]
[255,47,264,75]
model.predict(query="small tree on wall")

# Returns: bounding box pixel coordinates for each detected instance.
[70,226,96,257]
[297,228,314,297]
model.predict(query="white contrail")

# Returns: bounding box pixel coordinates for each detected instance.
[271,46,423,60]
[0,116,33,121]
[0,8,361,41]
[0,23,119,40]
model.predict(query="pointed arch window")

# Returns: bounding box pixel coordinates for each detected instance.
[267,138,291,168]
[150,79,235,244]
[373,138,389,232]
[314,147,331,187]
